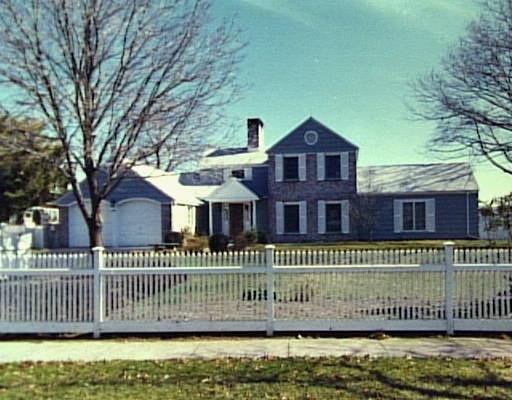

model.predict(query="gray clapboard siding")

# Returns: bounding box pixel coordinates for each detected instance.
[268,117,358,154]
[366,192,479,240]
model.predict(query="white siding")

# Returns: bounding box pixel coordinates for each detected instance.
[172,204,195,233]
[68,204,90,248]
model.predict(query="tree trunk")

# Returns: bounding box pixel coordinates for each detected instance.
[87,210,104,248]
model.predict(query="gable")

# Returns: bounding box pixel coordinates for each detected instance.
[267,117,359,154]
[56,169,173,206]
[205,178,259,202]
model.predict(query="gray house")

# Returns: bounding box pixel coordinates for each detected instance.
[193,117,479,242]
[54,117,479,247]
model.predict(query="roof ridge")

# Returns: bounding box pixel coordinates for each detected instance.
[359,162,471,168]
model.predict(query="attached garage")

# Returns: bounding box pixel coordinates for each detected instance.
[68,201,116,248]
[117,199,162,247]
[56,165,203,248]
[68,203,90,248]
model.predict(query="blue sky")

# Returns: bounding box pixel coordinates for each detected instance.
[212,0,512,201]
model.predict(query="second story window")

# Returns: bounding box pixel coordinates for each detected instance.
[283,156,299,180]
[325,154,341,180]
[317,152,349,181]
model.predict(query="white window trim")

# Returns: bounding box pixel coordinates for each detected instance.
[281,153,306,182]
[395,198,435,233]
[323,152,349,181]
[279,201,307,235]
[319,200,349,234]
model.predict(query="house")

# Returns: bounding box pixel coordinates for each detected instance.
[192,117,479,242]
[54,117,479,247]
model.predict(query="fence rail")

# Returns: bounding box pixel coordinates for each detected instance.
[0,243,511,336]
[1,247,511,270]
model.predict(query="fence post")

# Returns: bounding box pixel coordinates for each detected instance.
[265,245,275,337]
[92,246,105,339]
[444,241,455,335]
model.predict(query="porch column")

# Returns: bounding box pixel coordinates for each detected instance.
[252,200,257,231]
[208,201,213,235]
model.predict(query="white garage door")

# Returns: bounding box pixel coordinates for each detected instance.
[117,200,162,247]
[68,201,115,248]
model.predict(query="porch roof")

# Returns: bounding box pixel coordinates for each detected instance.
[203,178,259,203]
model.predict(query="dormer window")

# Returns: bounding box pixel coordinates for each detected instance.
[223,167,252,181]
[231,169,245,179]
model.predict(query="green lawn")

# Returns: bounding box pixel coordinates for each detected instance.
[253,239,512,250]
[1,357,511,399]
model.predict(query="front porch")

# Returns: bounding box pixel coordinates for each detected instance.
[204,178,259,238]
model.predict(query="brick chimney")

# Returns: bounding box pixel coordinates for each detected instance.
[247,118,264,151]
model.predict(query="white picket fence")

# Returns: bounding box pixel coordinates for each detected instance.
[0,244,511,336]
[1,246,510,270]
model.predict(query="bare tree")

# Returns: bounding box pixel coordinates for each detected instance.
[411,0,512,175]
[0,0,243,247]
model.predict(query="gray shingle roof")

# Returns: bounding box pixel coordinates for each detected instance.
[358,163,478,194]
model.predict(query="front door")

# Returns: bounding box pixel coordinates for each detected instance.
[229,204,244,238]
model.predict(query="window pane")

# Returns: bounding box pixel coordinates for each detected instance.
[325,155,341,179]
[415,202,426,230]
[284,204,300,233]
[231,169,244,179]
[403,202,413,231]
[326,203,341,232]
[283,157,299,180]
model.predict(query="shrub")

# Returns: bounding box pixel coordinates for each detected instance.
[233,232,249,250]
[244,230,258,246]
[183,235,209,252]
[165,231,184,247]
[256,231,268,244]
[208,233,229,252]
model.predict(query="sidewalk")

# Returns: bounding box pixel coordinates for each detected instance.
[1,337,512,363]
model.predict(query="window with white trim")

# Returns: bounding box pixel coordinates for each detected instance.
[223,167,252,181]
[403,201,426,231]
[394,198,435,233]
[316,152,349,181]
[325,154,341,180]
[283,156,299,181]
[326,203,342,232]
[284,204,300,233]
[318,200,349,234]
[276,201,307,235]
